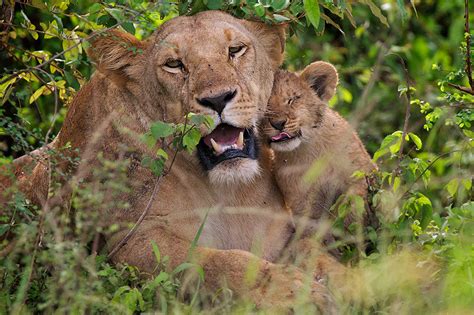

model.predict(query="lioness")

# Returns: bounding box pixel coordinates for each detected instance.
[262,62,377,228]
[2,12,335,310]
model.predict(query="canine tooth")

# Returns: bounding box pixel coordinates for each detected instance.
[210,138,222,153]
[237,131,244,149]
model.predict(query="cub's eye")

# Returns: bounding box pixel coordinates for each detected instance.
[229,45,247,59]
[163,59,184,74]
[288,95,301,106]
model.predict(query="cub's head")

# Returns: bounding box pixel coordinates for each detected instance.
[88,11,286,185]
[262,61,338,152]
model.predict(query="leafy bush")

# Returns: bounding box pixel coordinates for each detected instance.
[0,0,473,313]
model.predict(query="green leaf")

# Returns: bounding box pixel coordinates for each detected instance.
[188,210,209,261]
[150,159,165,176]
[393,176,401,192]
[416,194,432,229]
[122,22,135,35]
[52,14,63,34]
[396,0,407,22]
[64,70,80,90]
[156,148,168,160]
[112,285,131,301]
[151,240,161,264]
[88,3,102,14]
[29,85,46,104]
[273,14,291,22]
[150,121,174,139]
[373,131,402,161]
[154,271,169,284]
[172,262,205,281]
[445,179,459,198]
[141,132,156,148]
[205,0,223,10]
[408,132,422,150]
[31,0,47,9]
[188,113,213,129]
[361,0,389,27]
[105,7,125,22]
[0,225,10,237]
[142,156,165,177]
[254,3,265,17]
[182,128,201,152]
[271,0,290,11]
[0,77,17,99]
[304,0,320,29]
[461,179,472,191]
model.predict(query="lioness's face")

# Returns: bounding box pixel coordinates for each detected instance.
[143,11,285,184]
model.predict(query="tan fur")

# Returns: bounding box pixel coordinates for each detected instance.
[1,12,336,311]
[262,62,377,225]
[259,61,378,304]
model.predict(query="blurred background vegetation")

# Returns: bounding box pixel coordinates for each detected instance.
[0,0,473,313]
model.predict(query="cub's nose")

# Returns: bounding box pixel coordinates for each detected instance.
[196,89,237,114]
[270,119,287,131]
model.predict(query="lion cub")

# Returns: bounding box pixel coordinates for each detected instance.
[262,62,377,228]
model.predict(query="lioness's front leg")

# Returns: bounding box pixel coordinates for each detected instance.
[111,226,336,313]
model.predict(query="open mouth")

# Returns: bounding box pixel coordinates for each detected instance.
[270,131,301,143]
[197,123,258,170]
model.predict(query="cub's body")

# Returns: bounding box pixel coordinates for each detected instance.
[263,63,376,225]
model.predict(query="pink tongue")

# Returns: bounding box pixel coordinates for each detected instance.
[271,132,291,141]
[203,124,243,147]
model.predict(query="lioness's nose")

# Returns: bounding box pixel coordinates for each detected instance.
[196,89,237,114]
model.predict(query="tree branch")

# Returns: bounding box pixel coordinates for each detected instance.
[465,0,473,91]
[447,82,474,95]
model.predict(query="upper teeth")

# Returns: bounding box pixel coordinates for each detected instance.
[211,131,245,156]
[237,131,244,148]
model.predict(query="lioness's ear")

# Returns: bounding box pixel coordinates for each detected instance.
[87,29,148,76]
[300,61,338,102]
[243,22,287,68]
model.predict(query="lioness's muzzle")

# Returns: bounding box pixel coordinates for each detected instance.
[197,124,258,170]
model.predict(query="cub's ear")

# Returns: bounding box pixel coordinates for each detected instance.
[242,21,287,69]
[87,29,148,77]
[300,61,338,102]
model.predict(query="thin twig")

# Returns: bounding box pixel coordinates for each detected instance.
[447,82,474,96]
[107,85,196,259]
[34,67,59,144]
[465,0,473,91]
[401,149,465,198]
[398,58,412,162]
[107,175,163,259]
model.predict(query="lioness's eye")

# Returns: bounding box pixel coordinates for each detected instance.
[163,59,184,74]
[229,45,247,59]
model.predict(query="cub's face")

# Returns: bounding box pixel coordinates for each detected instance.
[261,62,338,152]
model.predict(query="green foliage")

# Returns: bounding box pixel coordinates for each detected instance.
[0,0,473,313]
[141,113,213,176]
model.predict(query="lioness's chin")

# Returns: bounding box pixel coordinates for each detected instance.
[270,137,302,152]
[208,158,261,185]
